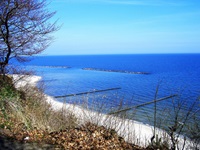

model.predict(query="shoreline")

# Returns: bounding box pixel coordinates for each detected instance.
[13,74,197,149]
[11,74,42,89]
[45,94,156,146]
[45,94,194,148]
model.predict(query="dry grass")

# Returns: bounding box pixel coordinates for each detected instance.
[0,76,78,134]
[0,75,199,149]
[0,75,145,149]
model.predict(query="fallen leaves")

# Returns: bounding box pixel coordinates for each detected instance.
[0,122,144,149]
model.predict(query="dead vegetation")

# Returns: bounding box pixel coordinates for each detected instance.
[0,75,199,149]
[0,75,145,149]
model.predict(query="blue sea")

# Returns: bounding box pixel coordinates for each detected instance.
[16,54,200,125]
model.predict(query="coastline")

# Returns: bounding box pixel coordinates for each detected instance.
[11,74,42,89]
[14,74,196,149]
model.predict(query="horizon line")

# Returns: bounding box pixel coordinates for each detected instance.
[37,52,200,56]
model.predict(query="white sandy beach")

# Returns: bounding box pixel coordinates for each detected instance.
[11,74,42,89]
[45,95,196,149]
[12,74,198,149]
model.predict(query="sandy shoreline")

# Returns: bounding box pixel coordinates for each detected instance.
[12,74,197,149]
[11,74,42,89]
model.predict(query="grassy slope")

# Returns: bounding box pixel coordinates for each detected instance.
[0,76,145,149]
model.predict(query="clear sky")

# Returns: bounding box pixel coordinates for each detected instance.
[44,0,200,55]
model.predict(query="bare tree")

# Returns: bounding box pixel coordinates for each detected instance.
[165,96,200,150]
[0,0,59,77]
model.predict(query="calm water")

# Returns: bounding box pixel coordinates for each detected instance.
[15,54,200,124]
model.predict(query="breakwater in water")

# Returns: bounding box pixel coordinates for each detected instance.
[54,87,121,98]
[82,68,150,75]
[32,65,71,69]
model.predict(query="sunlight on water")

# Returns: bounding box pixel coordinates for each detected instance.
[16,54,200,125]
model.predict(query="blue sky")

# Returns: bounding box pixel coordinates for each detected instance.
[45,0,200,55]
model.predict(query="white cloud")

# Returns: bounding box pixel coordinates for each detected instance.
[53,0,199,7]
[57,0,190,6]
[98,0,180,6]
